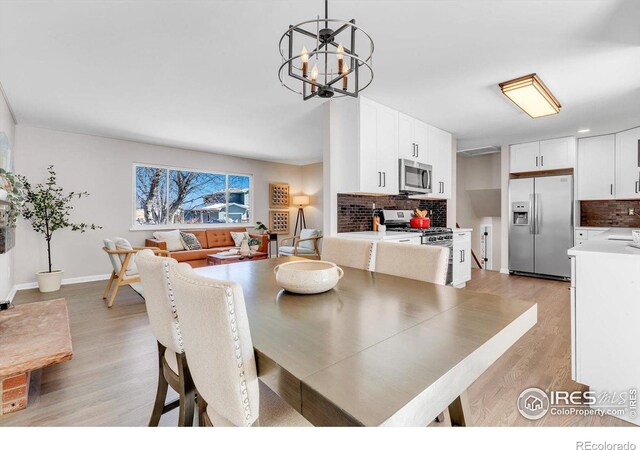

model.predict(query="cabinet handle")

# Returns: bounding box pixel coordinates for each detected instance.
[399,239,410,242]
[383,172,386,187]
[416,144,419,158]
[378,171,381,187]
[412,143,416,157]
[541,155,544,167]
[636,181,639,194]
[459,250,464,263]
[535,156,538,167]
[611,184,613,195]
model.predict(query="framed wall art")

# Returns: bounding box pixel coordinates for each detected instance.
[269,183,290,209]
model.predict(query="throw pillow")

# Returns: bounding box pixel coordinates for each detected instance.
[180,232,202,250]
[152,230,185,252]
[230,231,250,247]
[299,229,321,250]
[113,237,138,275]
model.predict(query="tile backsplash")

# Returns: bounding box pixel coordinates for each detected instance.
[580,200,640,227]
[337,194,447,233]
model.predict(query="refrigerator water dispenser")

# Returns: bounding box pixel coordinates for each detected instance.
[512,202,529,226]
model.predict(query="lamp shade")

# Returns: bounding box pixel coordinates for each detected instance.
[292,195,310,206]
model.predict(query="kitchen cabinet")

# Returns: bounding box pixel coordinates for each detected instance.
[394,236,422,245]
[398,113,429,165]
[539,137,573,170]
[577,135,615,200]
[452,231,471,287]
[330,97,399,195]
[429,125,452,199]
[615,126,640,199]
[510,141,540,173]
[510,137,575,173]
[568,240,640,425]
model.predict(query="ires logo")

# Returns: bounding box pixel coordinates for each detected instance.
[517,388,638,421]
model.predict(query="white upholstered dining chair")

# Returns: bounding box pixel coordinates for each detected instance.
[374,241,450,286]
[167,262,311,427]
[136,249,195,427]
[321,236,374,270]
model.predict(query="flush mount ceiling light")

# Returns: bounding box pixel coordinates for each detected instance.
[278,0,374,100]
[578,129,591,133]
[499,74,561,118]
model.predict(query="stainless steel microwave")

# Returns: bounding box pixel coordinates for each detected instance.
[399,159,432,194]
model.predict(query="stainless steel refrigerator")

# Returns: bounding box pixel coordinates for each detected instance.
[509,175,574,278]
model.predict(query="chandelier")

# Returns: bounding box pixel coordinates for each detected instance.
[278,0,374,100]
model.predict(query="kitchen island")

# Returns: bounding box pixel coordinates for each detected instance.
[567,227,640,425]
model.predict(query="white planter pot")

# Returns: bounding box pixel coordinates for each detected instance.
[0,189,8,203]
[37,270,64,293]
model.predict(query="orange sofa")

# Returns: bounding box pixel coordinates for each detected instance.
[145,228,269,268]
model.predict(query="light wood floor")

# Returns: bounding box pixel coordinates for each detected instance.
[0,269,630,427]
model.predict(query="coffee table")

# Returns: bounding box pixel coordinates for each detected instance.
[207,251,268,266]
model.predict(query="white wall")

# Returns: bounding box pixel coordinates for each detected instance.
[0,86,16,301]
[456,152,502,271]
[13,126,319,285]
[301,162,323,231]
[500,144,510,274]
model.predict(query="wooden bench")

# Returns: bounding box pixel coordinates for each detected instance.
[0,299,73,415]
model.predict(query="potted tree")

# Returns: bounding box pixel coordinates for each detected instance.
[19,166,100,292]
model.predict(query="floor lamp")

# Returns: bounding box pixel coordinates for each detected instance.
[292,195,309,236]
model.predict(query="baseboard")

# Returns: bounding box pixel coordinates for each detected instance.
[499,268,510,275]
[4,285,17,303]
[13,273,111,292]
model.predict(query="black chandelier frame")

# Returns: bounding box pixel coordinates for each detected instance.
[278,2,374,101]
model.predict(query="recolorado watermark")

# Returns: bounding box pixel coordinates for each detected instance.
[576,442,637,450]
[517,387,637,420]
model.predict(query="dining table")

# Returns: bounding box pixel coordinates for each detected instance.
[194,256,537,426]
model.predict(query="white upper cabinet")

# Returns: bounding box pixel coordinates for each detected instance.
[577,134,615,200]
[397,112,430,165]
[510,141,540,173]
[540,137,574,170]
[510,137,575,173]
[331,97,398,195]
[329,96,452,197]
[429,125,452,199]
[615,127,640,199]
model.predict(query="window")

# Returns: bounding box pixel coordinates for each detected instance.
[134,164,252,228]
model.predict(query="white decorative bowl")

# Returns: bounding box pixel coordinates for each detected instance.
[273,261,344,294]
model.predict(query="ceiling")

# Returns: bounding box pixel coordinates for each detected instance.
[0,0,639,165]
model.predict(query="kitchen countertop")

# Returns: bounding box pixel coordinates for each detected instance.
[338,228,473,241]
[337,231,421,241]
[568,227,640,257]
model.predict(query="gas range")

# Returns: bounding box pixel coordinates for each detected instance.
[380,210,452,239]
[386,226,453,238]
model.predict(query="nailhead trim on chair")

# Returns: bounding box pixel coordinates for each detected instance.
[224,286,254,425]
[163,262,184,352]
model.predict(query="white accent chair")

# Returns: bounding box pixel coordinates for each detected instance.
[321,236,373,270]
[168,262,311,427]
[374,241,450,286]
[136,249,195,427]
[102,238,169,307]
[278,229,322,259]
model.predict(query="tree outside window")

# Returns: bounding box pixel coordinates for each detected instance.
[134,165,251,227]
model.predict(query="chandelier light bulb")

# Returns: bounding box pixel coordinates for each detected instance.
[311,64,318,93]
[301,46,309,77]
[342,63,349,90]
[337,42,344,73]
